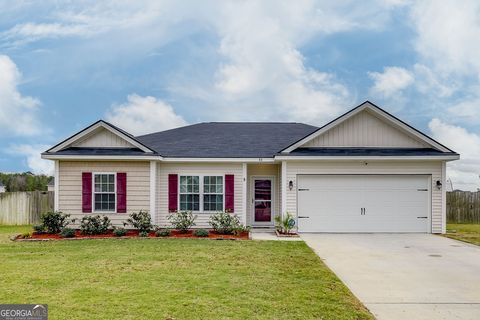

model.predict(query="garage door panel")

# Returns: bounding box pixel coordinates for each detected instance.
[297,175,430,233]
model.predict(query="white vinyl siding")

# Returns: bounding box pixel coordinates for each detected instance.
[285,160,445,233]
[58,161,150,226]
[302,110,429,148]
[156,163,243,228]
[72,127,136,148]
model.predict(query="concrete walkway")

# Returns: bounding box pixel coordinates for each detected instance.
[301,234,480,320]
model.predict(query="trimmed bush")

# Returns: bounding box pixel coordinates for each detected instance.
[139,231,149,237]
[209,211,241,234]
[113,228,127,237]
[194,229,209,237]
[155,229,171,237]
[40,211,71,234]
[168,211,196,233]
[60,228,75,238]
[32,224,45,233]
[20,232,32,239]
[126,210,153,234]
[80,215,111,235]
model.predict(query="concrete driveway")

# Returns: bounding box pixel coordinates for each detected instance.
[301,234,480,320]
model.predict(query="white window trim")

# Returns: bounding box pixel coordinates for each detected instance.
[178,174,225,213]
[92,172,117,214]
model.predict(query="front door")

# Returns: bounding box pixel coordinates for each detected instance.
[252,177,273,225]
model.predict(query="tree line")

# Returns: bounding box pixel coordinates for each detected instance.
[0,172,52,192]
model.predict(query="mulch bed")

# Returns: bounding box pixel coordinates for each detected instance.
[13,229,250,241]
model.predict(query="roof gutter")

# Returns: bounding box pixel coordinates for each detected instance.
[274,155,460,161]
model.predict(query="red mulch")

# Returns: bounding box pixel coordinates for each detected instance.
[16,230,249,241]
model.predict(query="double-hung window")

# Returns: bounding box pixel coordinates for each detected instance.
[203,176,223,211]
[94,173,116,212]
[179,176,200,211]
[179,175,224,212]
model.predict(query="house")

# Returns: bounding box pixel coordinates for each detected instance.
[41,101,459,233]
[47,177,55,192]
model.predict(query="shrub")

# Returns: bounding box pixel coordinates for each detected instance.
[20,232,32,239]
[274,212,296,234]
[32,224,45,233]
[194,229,209,237]
[168,211,196,233]
[209,211,241,234]
[139,231,149,237]
[60,228,75,238]
[126,210,153,233]
[40,211,71,234]
[155,229,171,237]
[233,224,251,236]
[80,215,111,235]
[113,227,127,237]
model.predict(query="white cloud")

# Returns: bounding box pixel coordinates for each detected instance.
[410,0,480,76]
[0,55,42,136]
[429,119,480,191]
[105,94,187,136]
[8,144,53,175]
[368,66,414,98]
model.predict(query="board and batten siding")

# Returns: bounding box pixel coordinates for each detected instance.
[58,161,150,225]
[156,163,244,228]
[285,161,445,233]
[72,128,135,148]
[246,164,281,226]
[303,110,429,148]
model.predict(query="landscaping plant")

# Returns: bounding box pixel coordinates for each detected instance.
[126,210,153,234]
[60,228,75,238]
[274,212,296,235]
[168,211,196,233]
[40,211,72,234]
[32,224,45,234]
[194,229,209,237]
[112,227,127,237]
[139,231,149,237]
[155,228,171,237]
[80,215,111,235]
[209,211,242,234]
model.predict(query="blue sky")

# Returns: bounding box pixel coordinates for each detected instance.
[0,0,479,190]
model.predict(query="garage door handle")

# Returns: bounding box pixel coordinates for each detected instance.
[417,189,428,191]
[417,216,428,219]
[298,216,309,219]
[298,188,309,191]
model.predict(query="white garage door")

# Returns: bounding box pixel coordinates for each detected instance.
[297,175,430,233]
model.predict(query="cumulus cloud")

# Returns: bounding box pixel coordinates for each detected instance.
[0,55,42,136]
[429,119,480,191]
[105,94,187,136]
[8,144,53,175]
[368,66,414,98]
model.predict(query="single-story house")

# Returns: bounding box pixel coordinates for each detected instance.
[41,101,459,233]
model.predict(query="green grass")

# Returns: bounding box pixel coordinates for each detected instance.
[0,226,372,320]
[445,223,480,246]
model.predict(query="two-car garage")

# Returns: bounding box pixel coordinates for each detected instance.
[297,175,431,233]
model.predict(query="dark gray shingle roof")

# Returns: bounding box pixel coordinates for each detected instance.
[52,147,153,156]
[136,122,318,158]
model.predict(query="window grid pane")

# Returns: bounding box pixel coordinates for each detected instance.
[203,176,223,211]
[94,174,116,212]
[179,176,200,211]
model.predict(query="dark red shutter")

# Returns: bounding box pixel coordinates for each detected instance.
[168,174,178,212]
[117,173,127,213]
[225,174,234,213]
[82,172,92,213]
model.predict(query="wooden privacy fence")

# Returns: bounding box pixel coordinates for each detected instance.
[0,191,54,225]
[447,191,480,224]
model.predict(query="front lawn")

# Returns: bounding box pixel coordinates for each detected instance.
[0,226,372,320]
[445,223,480,246]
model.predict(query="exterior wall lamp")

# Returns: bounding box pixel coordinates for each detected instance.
[436,180,442,190]
[288,180,293,191]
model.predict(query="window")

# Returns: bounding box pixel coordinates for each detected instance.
[178,175,224,212]
[94,173,116,212]
[203,176,223,211]
[179,176,200,211]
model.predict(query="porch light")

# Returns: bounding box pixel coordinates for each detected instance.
[436,180,442,190]
[288,180,293,191]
